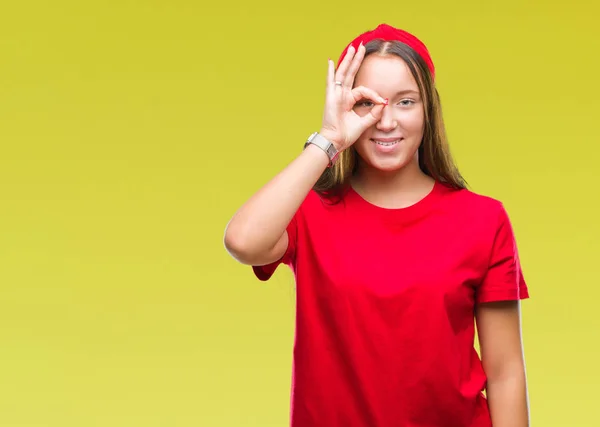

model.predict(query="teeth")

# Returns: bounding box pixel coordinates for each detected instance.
[374,139,400,146]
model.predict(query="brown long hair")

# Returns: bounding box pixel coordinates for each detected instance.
[314,39,467,199]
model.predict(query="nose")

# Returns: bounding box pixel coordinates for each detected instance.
[376,104,397,132]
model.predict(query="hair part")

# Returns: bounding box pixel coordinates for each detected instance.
[313,39,467,200]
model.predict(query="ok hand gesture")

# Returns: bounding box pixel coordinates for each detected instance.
[320,43,387,152]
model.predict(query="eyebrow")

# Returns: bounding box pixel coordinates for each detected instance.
[395,90,420,96]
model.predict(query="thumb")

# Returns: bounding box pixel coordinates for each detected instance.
[360,103,385,128]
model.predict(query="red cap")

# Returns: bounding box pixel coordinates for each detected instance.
[337,23,435,80]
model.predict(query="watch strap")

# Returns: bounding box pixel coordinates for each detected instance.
[304,132,339,167]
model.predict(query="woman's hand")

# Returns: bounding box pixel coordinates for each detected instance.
[320,43,387,151]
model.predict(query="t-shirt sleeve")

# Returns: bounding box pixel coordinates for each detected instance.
[251,212,298,282]
[476,204,530,304]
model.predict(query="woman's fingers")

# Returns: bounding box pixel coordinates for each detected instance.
[360,102,385,128]
[350,85,387,131]
[334,45,356,88]
[351,86,386,105]
[343,43,365,88]
[326,58,335,98]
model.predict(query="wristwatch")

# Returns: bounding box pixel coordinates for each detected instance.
[304,132,340,167]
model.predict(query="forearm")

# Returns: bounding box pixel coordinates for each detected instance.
[486,371,529,427]
[224,143,329,260]
[225,45,384,264]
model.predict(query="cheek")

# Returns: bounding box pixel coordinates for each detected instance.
[353,138,374,161]
[403,111,425,136]
[353,138,369,156]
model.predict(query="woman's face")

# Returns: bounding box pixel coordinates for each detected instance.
[352,54,425,173]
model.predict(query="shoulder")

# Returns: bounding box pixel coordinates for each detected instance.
[442,184,503,210]
[439,184,514,234]
[442,184,508,215]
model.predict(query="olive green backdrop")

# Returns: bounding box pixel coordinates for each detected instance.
[1,0,598,425]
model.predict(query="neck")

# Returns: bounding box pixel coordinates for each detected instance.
[351,158,435,209]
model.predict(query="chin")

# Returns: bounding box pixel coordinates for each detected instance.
[367,159,410,173]
[356,150,417,173]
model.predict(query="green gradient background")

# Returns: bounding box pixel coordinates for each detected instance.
[1,1,598,426]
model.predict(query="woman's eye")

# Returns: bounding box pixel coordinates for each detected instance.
[356,99,415,108]
[356,100,374,108]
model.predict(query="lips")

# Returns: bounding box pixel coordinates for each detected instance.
[371,138,403,147]
[372,137,403,142]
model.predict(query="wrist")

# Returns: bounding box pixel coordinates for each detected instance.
[305,131,340,167]
[304,142,331,166]
[318,129,344,152]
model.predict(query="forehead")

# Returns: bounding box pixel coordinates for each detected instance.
[354,55,419,93]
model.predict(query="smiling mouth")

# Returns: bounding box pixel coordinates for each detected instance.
[371,138,403,147]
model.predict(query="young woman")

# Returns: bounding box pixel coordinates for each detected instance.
[224,23,530,427]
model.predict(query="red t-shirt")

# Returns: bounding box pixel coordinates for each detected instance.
[252,180,529,427]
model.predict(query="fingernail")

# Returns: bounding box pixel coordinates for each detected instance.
[383,98,389,105]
